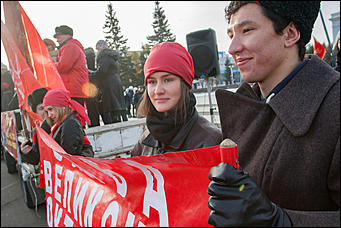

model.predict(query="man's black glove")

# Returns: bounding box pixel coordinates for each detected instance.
[207,162,292,227]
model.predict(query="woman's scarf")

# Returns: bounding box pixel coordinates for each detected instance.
[146,92,197,145]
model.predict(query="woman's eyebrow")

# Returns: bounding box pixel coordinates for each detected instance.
[148,73,174,80]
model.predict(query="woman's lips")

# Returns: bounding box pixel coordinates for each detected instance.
[154,98,169,103]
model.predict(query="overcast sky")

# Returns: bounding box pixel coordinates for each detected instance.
[1,1,340,67]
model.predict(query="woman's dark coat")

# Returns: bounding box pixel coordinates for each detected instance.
[51,114,93,157]
[216,55,340,226]
[94,48,126,114]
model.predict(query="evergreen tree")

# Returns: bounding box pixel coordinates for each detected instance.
[224,57,232,85]
[103,2,136,88]
[103,2,128,54]
[147,1,176,46]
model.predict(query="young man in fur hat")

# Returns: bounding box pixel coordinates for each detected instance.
[208,1,340,227]
[20,88,50,164]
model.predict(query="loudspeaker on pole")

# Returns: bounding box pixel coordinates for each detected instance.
[186,28,220,78]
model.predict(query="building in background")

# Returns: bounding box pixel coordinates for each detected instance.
[329,11,340,43]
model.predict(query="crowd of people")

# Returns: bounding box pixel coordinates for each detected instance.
[1,1,340,226]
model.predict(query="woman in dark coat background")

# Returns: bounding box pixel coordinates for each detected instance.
[94,40,127,124]
[85,47,100,127]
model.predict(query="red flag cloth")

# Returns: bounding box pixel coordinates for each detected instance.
[36,126,239,227]
[3,1,33,71]
[1,20,42,112]
[19,4,66,91]
[2,1,67,125]
[313,38,326,59]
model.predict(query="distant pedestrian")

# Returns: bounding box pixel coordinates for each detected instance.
[84,47,100,127]
[93,40,127,124]
[53,25,89,106]
[125,86,134,118]
[132,85,144,117]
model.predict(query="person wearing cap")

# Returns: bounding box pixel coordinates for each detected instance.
[207,1,339,227]
[92,39,127,124]
[131,42,222,157]
[42,88,94,157]
[21,88,51,165]
[53,25,89,106]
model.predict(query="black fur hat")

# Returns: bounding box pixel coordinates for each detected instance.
[258,1,321,45]
[27,88,48,112]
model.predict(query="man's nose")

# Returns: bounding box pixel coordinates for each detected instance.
[228,35,243,56]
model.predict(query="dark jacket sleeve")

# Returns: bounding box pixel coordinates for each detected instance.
[21,120,51,165]
[60,117,84,156]
[21,130,40,165]
[81,143,94,158]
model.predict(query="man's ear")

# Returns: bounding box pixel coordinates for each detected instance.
[283,22,300,48]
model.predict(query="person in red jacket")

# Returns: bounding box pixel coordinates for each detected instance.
[53,25,89,106]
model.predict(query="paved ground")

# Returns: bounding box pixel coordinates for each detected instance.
[1,157,47,227]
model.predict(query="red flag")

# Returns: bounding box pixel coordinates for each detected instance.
[1,20,42,112]
[19,4,66,90]
[1,1,67,125]
[313,37,326,59]
[3,1,33,71]
[3,1,66,91]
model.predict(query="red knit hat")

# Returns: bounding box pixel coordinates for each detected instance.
[43,89,91,125]
[144,42,194,87]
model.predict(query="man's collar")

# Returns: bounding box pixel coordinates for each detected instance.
[261,59,309,103]
[57,37,73,49]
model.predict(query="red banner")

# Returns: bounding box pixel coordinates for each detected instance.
[37,126,238,227]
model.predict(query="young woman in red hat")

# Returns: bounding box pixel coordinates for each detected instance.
[131,42,222,157]
[42,88,94,157]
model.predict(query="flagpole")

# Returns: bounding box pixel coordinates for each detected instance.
[319,9,336,66]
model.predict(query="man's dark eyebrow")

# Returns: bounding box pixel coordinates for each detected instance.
[227,20,258,33]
